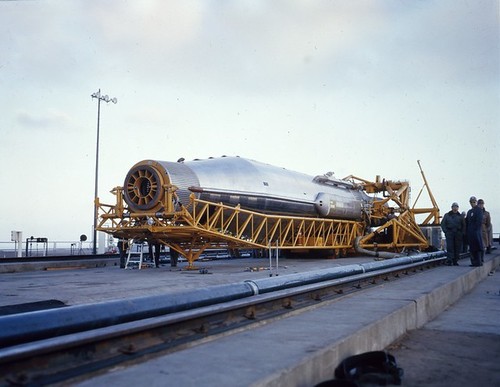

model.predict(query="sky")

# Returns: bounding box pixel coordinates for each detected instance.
[1,0,499,245]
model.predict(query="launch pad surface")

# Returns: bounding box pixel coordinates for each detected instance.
[1,253,499,386]
[0,255,375,307]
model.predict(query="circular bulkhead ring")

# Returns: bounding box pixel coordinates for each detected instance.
[123,160,170,212]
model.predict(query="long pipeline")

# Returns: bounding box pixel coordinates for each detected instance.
[0,251,445,348]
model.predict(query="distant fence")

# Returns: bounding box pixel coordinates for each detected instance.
[0,240,114,258]
[1,233,498,259]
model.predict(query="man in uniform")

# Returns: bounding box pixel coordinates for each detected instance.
[441,202,465,265]
[466,196,483,266]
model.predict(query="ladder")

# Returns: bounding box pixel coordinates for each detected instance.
[125,241,154,269]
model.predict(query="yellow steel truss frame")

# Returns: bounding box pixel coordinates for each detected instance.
[97,189,364,268]
[356,210,429,249]
[96,161,439,268]
[342,169,438,253]
[411,160,440,225]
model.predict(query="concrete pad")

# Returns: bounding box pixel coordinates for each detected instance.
[74,254,499,386]
[387,269,500,386]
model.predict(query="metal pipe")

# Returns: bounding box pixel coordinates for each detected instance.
[354,236,401,259]
[246,264,365,294]
[0,282,254,348]
[276,240,279,276]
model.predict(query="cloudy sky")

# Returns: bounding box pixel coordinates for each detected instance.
[1,0,499,245]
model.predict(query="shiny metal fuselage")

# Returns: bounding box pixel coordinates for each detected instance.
[124,156,372,221]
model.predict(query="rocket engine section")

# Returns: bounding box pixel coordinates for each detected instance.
[315,192,364,220]
[123,156,373,221]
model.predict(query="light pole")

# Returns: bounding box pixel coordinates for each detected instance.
[91,89,117,255]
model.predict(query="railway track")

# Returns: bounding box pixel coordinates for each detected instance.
[0,253,447,386]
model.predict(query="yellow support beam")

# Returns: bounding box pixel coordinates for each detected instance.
[97,161,440,267]
[97,192,365,267]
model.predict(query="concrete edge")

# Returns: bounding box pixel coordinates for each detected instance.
[0,258,119,273]
[413,258,499,328]
[254,256,500,387]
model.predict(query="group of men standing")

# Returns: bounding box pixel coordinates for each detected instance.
[441,196,493,267]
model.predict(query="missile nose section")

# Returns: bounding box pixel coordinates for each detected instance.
[123,161,168,211]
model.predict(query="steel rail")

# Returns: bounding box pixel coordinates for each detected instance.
[0,254,447,386]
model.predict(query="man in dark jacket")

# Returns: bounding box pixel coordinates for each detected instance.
[441,202,465,265]
[478,199,492,254]
[466,196,484,266]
